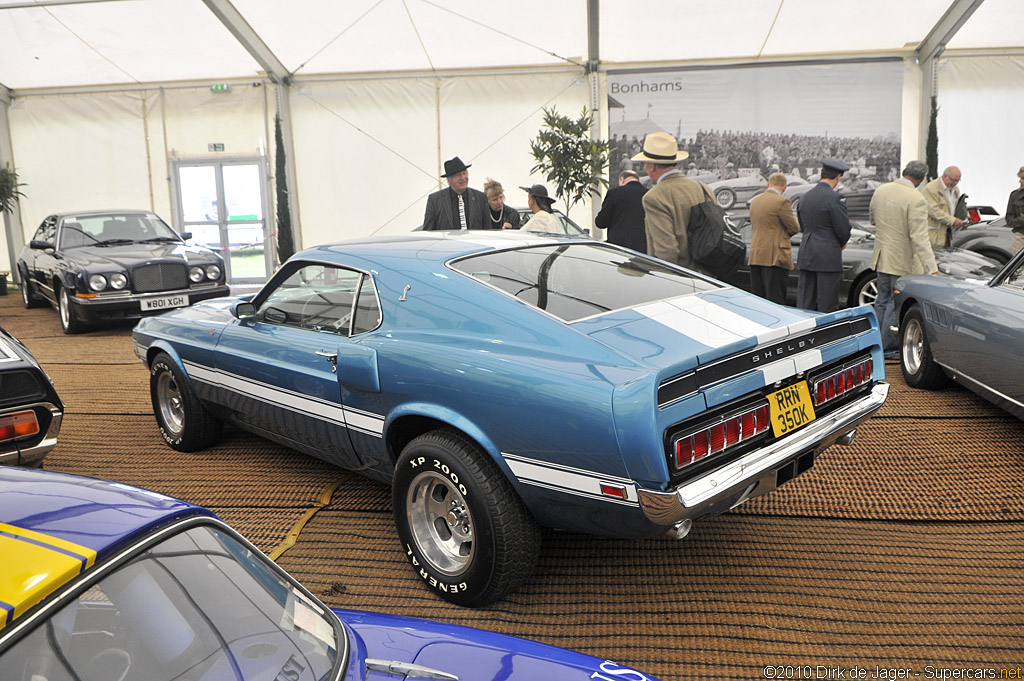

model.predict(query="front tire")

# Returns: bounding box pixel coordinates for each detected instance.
[850,272,878,308]
[900,305,949,389]
[58,285,87,334]
[393,430,540,607]
[149,352,222,451]
[715,187,737,209]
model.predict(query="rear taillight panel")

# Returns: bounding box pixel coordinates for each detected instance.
[672,401,770,471]
[811,357,873,408]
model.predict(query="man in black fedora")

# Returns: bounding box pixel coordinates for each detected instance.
[423,156,489,230]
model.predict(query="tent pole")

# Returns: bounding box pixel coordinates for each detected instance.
[587,0,603,239]
[0,83,25,284]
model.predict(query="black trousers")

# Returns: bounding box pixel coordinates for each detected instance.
[749,265,789,306]
[797,270,842,313]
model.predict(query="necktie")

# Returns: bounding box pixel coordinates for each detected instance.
[458,193,467,229]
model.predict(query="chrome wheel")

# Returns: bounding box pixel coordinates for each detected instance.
[857,277,878,307]
[405,471,474,577]
[155,368,185,437]
[59,288,71,328]
[902,315,924,376]
[21,281,30,306]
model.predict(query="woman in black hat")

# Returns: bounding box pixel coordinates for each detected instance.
[519,184,561,234]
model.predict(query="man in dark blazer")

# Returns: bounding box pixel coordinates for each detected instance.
[423,156,489,230]
[796,158,853,312]
[595,169,648,253]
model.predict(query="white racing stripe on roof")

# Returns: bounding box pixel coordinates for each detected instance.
[636,295,771,349]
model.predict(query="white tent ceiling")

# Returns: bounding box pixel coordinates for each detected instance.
[1,0,1023,93]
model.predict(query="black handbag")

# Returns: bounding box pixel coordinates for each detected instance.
[687,185,746,278]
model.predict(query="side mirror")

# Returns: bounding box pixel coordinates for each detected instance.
[30,240,54,250]
[181,232,192,241]
[583,228,591,236]
[234,302,255,319]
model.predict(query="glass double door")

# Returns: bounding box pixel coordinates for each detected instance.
[174,159,271,284]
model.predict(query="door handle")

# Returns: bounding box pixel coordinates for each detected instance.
[315,349,338,373]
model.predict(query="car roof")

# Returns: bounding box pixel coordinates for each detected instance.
[0,467,206,627]
[297,230,582,266]
[52,209,157,220]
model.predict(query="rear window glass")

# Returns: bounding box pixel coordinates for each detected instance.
[450,243,719,322]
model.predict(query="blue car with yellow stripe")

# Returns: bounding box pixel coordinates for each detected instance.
[0,467,660,681]
[132,232,889,607]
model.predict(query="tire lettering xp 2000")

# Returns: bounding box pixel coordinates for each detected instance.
[393,429,540,607]
[149,352,222,452]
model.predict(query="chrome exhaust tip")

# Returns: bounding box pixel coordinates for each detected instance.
[837,429,857,446]
[665,518,693,540]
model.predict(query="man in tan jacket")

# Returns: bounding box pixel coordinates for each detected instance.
[919,165,964,247]
[748,172,800,304]
[869,160,939,357]
[632,132,710,274]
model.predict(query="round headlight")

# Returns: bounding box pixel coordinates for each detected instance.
[189,266,205,283]
[205,264,222,281]
[109,273,128,290]
[88,274,108,291]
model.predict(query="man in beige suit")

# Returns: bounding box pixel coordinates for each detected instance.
[869,160,939,357]
[919,165,964,247]
[748,172,800,304]
[632,132,710,274]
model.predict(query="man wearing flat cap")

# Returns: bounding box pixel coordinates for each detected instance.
[796,158,854,313]
[633,131,711,273]
[423,156,489,230]
[869,160,938,356]
[1006,165,1024,255]
[519,184,562,233]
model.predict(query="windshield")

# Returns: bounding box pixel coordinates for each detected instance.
[451,243,719,322]
[59,213,182,249]
[1,523,343,681]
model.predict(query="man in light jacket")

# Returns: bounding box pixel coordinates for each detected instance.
[919,165,964,247]
[869,160,939,357]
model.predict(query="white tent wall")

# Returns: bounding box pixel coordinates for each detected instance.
[935,55,1024,212]
[289,71,589,246]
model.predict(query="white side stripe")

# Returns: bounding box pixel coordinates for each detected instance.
[184,361,384,437]
[504,455,638,505]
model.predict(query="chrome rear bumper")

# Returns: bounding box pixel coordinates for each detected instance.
[638,382,889,526]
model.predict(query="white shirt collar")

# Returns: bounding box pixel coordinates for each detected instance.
[656,168,681,184]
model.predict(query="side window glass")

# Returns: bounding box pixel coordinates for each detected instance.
[257,264,360,334]
[351,274,382,335]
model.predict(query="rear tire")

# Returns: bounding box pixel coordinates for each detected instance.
[149,352,222,451]
[19,266,45,309]
[849,272,878,308]
[58,284,87,334]
[393,429,540,607]
[900,305,949,390]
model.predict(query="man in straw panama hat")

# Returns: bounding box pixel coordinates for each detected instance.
[632,132,712,274]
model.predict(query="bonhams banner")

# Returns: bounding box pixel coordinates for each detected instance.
[607,61,903,197]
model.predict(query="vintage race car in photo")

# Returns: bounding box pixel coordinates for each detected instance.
[710,172,767,209]
[133,231,889,606]
[0,467,659,681]
[894,246,1024,421]
[17,210,230,334]
[0,324,63,467]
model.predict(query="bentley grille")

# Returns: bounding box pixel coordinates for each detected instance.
[133,263,188,293]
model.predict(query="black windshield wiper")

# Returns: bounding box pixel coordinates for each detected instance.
[96,238,135,245]
[138,236,181,243]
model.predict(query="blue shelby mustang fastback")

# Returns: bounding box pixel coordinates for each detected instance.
[132,231,889,606]
[0,467,658,680]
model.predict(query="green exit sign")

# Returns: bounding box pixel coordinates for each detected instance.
[208,143,225,152]
[210,84,231,93]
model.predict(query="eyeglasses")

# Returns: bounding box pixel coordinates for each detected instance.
[944,176,960,184]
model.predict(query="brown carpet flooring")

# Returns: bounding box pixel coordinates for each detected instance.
[2,291,1023,680]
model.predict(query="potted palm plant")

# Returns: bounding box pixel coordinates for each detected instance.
[0,162,27,295]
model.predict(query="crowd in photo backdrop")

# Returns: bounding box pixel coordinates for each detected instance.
[611,128,901,185]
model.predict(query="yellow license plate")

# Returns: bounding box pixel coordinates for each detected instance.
[768,381,817,437]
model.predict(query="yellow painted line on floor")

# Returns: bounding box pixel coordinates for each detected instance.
[268,474,353,562]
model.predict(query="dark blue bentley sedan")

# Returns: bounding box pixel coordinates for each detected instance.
[133,231,889,605]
